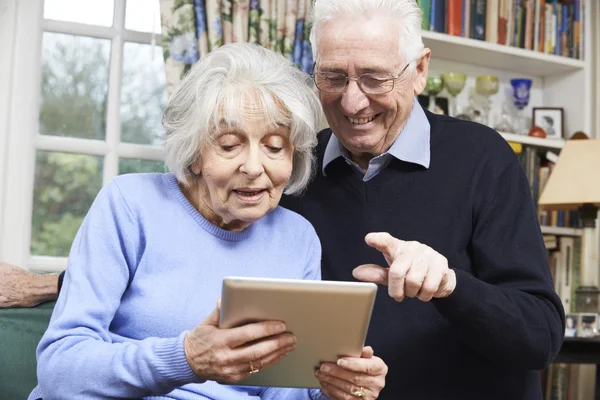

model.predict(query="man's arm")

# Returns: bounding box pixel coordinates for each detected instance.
[0,262,60,308]
[354,155,564,370]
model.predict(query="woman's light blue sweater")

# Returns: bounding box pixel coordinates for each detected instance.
[30,173,324,400]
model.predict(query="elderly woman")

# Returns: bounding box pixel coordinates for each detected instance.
[29,43,386,400]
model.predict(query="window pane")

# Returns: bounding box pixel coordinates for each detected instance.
[31,151,103,257]
[40,33,110,140]
[125,0,161,34]
[119,158,165,175]
[43,0,114,27]
[121,43,167,145]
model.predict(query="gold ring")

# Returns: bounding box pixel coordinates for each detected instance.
[249,361,259,374]
[352,386,366,398]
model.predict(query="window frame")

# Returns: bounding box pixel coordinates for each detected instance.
[0,0,164,272]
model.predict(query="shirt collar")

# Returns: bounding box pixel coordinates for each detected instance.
[322,98,431,175]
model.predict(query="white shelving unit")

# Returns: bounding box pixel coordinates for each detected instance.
[422,30,586,76]
[541,225,582,237]
[424,3,593,139]
[499,132,565,150]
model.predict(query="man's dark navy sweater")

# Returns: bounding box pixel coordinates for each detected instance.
[280,111,565,399]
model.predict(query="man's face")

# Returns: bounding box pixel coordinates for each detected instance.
[315,16,429,164]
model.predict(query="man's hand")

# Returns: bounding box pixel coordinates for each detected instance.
[353,232,456,302]
[0,262,59,308]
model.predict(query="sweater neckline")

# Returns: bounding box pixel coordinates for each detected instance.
[165,173,254,242]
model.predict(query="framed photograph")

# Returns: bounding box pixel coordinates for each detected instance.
[577,313,598,338]
[565,313,578,337]
[417,95,449,116]
[532,107,564,139]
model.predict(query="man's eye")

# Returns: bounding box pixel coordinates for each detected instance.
[325,76,346,84]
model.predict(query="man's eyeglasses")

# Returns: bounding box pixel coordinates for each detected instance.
[310,62,411,95]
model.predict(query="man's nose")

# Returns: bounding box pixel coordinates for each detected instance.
[340,79,370,115]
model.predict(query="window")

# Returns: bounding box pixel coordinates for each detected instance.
[1,0,167,271]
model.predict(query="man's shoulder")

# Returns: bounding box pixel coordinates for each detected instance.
[316,128,333,157]
[427,112,517,166]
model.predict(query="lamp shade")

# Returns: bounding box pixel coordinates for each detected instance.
[538,139,600,211]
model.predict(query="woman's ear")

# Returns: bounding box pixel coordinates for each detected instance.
[190,158,202,176]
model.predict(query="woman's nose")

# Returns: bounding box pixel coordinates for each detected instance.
[239,147,265,178]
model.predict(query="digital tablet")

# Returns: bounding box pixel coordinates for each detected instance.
[219,276,378,388]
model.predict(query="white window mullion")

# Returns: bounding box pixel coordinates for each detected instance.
[0,0,44,267]
[42,19,117,40]
[117,143,164,161]
[103,0,126,185]
[34,135,110,156]
[123,30,162,46]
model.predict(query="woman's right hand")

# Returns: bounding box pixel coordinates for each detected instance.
[183,301,296,383]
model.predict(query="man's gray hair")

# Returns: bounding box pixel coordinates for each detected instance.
[309,0,424,68]
[163,42,322,195]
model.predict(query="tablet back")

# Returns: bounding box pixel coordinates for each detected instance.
[219,277,377,388]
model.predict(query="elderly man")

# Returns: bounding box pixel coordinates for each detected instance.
[281,0,563,398]
[2,0,563,398]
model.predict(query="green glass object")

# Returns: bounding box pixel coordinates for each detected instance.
[442,72,467,96]
[475,75,499,96]
[425,76,444,96]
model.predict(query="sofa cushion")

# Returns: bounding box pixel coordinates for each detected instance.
[0,301,55,399]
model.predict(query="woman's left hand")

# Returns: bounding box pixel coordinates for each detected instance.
[315,346,387,399]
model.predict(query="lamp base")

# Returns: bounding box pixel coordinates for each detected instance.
[575,286,600,313]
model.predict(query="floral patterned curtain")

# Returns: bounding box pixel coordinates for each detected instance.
[159,0,314,95]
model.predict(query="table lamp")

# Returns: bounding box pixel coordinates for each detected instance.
[538,139,600,313]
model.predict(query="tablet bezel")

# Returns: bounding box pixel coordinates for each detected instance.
[219,276,378,388]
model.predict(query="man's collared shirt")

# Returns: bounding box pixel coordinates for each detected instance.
[322,98,431,181]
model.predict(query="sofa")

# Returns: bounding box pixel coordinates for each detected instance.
[0,301,55,399]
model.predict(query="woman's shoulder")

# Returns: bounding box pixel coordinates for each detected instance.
[266,206,318,239]
[105,173,172,210]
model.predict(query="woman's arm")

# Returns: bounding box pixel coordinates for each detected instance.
[36,181,199,399]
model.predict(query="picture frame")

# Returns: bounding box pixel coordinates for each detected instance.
[532,107,564,139]
[578,313,598,338]
[565,313,578,337]
[417,95,449,116]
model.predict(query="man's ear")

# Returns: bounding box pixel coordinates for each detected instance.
[413,48,431,96]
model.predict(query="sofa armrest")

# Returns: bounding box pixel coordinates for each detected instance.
[0,301,55,399]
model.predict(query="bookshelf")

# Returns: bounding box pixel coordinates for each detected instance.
[424,0,593,140]
[422,30,586,76]
[499,132,565,149]
[541,225,582,237]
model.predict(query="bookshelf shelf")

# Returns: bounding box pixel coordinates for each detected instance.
[422,30,586,77]
[540,225,582,237]
[499,132,565,149]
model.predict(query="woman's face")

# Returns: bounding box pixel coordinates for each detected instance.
[190,108,294,231]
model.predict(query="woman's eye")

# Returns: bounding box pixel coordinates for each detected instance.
[267,146,283,153]
[221,145,237,151]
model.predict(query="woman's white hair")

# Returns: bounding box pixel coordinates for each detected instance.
[309,0,424,69]
[163,42,322,195]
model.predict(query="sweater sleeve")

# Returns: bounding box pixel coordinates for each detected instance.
[36,181,200,399]
[433,157,565,370]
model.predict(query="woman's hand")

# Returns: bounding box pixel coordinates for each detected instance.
[184,302,296,383]
[315,346,387,399]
